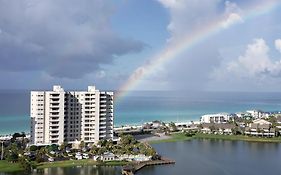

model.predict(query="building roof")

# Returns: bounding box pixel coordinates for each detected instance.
[253,119,271,125]
[102,152,115,157]
[201,123,235,129]
[249,123,271,130]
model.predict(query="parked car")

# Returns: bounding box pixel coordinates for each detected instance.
[48,157,54,162]
[83,153,89,159]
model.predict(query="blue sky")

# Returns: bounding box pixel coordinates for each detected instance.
[0,0,281,92]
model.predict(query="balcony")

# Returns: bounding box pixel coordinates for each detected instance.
[50,118,60,122]
[100,113,106,116]
[100,117,107,121]
[50,122,59,127]
[99,130,106,133]
[50,94,60,97]
[100,109,106,112]
[50,103,59,106]
[50,107,59,112]
[100,121,106,125]
[51,98,60,101]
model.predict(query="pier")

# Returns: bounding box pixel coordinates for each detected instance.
[121,158,175,175]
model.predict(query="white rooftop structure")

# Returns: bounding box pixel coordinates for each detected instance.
[200,113,231,124]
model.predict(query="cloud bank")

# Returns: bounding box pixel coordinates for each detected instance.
[0,0,145,78]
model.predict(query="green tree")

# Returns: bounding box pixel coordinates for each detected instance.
[30,145,38,152]
[90,145,99,155]
[209,125,216,133]
[169,122,177,132]
[18,156,31,172]
[59,142,67,152]
[6,152,18,163]
[120,134,137,146]
[268,116,277,127]
[79,141,85,150]
[35,147,47,163]
[5,143,19,163]
[48,144,58,152]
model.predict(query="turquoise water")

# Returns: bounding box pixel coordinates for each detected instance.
[1,91,281,134]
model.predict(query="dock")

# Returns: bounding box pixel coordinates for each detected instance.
[122,157,175,175]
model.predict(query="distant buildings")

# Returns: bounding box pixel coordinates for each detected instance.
[200,113,231,124]
[200,123,235,135]
[30,85,114,145]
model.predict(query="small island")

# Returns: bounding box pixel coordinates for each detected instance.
[0,134,166,173]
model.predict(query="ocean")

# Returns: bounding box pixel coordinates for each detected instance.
[1,90,281,135]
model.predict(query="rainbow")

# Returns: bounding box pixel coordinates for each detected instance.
[116,0,281,101]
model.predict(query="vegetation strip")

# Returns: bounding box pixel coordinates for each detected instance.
[194,133,281,143]
[149,132,281,144]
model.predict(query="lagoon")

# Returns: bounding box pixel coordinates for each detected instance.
[139,139,281,175]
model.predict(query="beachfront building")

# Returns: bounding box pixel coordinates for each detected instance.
[200,113,231,124]
[30,85,114,145]
[246,110,269,119]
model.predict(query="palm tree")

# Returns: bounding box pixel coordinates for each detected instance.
[59,142,67,152]
[79,141,85,150]
[209,125,216,134]
[169,122,177,132]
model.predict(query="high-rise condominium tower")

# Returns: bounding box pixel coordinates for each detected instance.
[30,85,113,145]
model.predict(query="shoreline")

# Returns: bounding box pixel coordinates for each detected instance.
[0,160,129,173]
[147,133,281,144]
[0,119,199,136]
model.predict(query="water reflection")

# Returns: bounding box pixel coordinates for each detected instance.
[144,139,281,175]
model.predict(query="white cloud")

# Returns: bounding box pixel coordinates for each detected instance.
[224,1,241,14]
[275,39,281,53]
[227,39,271,76]
[212,38,281,81]
[95,70,106,79]
[157,0,221,43]
[222,13,243,28]
[157,0,181,9]
[222,1,243,28]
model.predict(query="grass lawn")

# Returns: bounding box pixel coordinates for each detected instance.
[0,160,23,173]
[37,159,98,169]
[194,133,281,143]
[36,159,128,169]
[149,133,193,144]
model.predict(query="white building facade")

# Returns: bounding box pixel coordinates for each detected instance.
[30,85,114,145]
[200,113,231,124]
